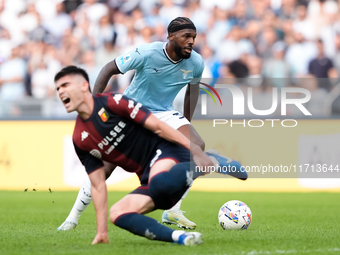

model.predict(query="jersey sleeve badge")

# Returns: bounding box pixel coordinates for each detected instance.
[118,54,132,65]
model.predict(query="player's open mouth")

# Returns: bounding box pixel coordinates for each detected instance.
[184,47,192,54]
[62,97,70,106]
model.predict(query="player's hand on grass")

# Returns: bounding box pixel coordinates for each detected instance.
[92,233,109,245]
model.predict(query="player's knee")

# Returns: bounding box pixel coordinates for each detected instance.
[110,205,123,224]
[149,173,173,196]
[148,177,173,209]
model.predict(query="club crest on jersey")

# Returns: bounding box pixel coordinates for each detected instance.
[119,54,131,65]
[98,107,109,122]
[180,69,192,79]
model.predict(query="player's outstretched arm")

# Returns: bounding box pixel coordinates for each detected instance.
[183,83,199,122]
[144,114,191,150]
[93,60,121,95]
[144,114,212,167]
[88,167,109,244]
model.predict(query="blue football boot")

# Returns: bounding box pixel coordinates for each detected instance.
[205,149,248,180]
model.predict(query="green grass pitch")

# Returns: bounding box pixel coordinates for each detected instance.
[1,190,339,255]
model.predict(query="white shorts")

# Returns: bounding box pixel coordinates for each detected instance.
[153,110,190,130]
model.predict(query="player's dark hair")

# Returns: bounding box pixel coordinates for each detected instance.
[167,17,196,34]
[297,0,308,8]
[54,65,91,92]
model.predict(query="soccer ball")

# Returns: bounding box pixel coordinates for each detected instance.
[218,200,252,230]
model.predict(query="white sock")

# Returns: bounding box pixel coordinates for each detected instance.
[167,184,192,211]
[169,199,182,211]
[172,230,185,241]
[66,176,92,223]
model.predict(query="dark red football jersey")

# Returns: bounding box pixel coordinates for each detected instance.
[72,93,163,176]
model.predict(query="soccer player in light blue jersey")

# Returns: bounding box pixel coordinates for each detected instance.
[58,17,214,231]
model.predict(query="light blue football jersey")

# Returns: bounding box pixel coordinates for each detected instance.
[115,42,204,113]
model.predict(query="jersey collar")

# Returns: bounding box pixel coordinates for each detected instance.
[163,42,183,64]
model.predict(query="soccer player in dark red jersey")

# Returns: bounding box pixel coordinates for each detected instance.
[59,17,204,231]
[54,66,245,245]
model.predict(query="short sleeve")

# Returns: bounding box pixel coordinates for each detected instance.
[73,142,104,174]
[107,93,151,125]
[114,46,146,74]
[190,56,204,85]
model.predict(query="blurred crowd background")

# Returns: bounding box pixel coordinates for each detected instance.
[1,0,340,118]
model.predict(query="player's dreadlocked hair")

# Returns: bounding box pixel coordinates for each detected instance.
[167,17,196,34]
